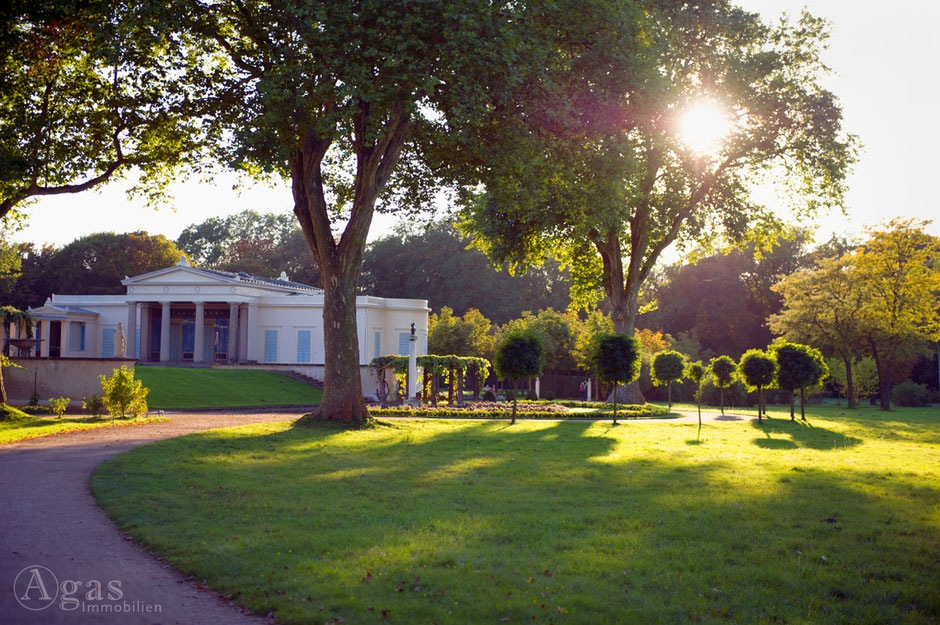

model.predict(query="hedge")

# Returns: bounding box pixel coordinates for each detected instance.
[371,403,672,420]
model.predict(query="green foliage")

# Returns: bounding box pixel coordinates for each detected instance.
[687,362,706,384]
[591,334,641,386]
[773,342,828,392]
[363,222,571,325]
[482,390,496,402]
[48,396,71,418]
[891,381,931,407]
[372,404,668,420]
[709,356,737,389]
[827,357,879,404]
[1,2,212,223]
[82,394,106,418]
[738,350,777,391]
[458,2,856,334]
[502,308,579,372]
[494,331,545,382]
[0,404,29,421]
[99,367,149,419]
[651,351,686,387]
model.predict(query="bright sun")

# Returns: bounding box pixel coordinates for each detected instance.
[678,101,731,155]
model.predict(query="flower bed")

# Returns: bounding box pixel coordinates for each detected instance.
[372,402,672,419]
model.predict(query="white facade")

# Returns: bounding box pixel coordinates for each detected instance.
[23,258,429,374]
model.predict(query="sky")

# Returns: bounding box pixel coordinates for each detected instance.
[10,0,940,251]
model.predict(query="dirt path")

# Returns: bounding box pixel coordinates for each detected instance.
[0,412,293,625]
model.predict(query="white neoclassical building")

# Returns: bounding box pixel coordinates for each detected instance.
[21,258,429,381]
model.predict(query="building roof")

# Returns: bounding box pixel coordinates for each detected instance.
[121,256,323,295]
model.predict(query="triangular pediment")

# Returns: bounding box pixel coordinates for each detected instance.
[123,266,228,286]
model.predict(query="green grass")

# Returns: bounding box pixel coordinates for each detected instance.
[91,406,939,625]
[0,409,165,445]
[135,367,323,410]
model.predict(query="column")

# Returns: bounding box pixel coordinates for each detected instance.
[63,320,73,357]
[407,334,417,400]
[228,303,240,363]
[39,320,50,358]
[125,302,138,359]
[139,306,151,362]
[246,303,259,362]
[159,302,171,363]
[194,302,205,363]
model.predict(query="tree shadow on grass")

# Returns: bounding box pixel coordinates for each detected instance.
[92,419,939,625]
[751,417,862,450]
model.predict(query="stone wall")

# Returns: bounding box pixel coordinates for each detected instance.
[5,358,137,405]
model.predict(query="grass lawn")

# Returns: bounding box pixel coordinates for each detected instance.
[91,406,939,624]
[0,408,165,445]
[135,367,323,410]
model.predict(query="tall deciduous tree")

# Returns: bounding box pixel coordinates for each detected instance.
[164,0,541,423]
[852,219,940,410]
[0,0,209,224]
[456,1,856,403]
[769,255,867,408]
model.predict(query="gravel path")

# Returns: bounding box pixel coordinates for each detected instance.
[0,407,753,624]
[0,412,293,625]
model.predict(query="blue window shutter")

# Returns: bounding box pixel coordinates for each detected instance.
[422,333,427,355]
[80,324,85,351]
[263,330,278,363]
[297,330,312,363]
[398,332,409,356]
[102,328,115,358]
[135,328,141,358]
[374,332,381,359]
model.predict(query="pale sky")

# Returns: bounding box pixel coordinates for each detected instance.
[11,0,940,249]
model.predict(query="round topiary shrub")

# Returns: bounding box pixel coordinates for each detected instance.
[504,390,515,402]
[483,390,497,402]
[543,390,556,401]
[891,381,930,407]
[526,388,539,400]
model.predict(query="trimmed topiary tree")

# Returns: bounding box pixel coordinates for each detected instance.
[687,361,705,426]
[709,355,737,416]
[494,330,545,424]
[652,350,686,409]
[772,341,828,421]
[591,333,641,425]
[738,349,777,422]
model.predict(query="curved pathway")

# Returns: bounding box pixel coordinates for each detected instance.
[0,412,292,625]
[0,407,752,624]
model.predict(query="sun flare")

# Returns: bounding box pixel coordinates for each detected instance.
[678,101,730,155]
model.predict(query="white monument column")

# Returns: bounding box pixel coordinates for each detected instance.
[139,305,150,361]
[193,302,205,363]
[159,302,171,363]
[407,325,417,400]
[228,303,240,363]
[246,303,260,362]
[125,302,137,359]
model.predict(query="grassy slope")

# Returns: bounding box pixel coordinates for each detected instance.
[0,411,165,445]
[135,367,323,410]
[92,406,939,625]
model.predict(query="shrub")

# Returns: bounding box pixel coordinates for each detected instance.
[482,390,497,402]
[49,396,71,418]
[494,330,545,424]
[652,350,686,408]
[526,388,539,400]
[700,375,752,408]
[891,381,930,407]
[543,390,556,401]
[504,390,515,402]
[82,394,107,418]
[28,392,41,407]
[99,366,149,419]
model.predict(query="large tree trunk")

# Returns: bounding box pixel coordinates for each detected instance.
[290,105,411,425]
[0,366,7,406]
[870,343,892,411]
[310,265,370,422]
[843,355,856,409]
[608,287,645,404]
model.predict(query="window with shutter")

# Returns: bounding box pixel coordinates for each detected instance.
[263,330,278,363]
[297,330,312,363]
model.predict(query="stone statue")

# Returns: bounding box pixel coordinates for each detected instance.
[116,322,126,358]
